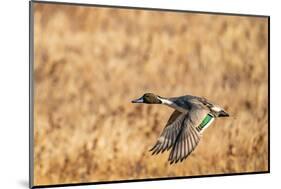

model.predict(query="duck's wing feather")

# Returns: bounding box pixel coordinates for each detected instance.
[168,118,200,164]
[196,96,219,109]
[150,110,186,155]
[168,107,209,164]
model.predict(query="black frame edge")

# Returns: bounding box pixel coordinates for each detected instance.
[32,0,269,18]
[268,16,270,173]
[29,1,34,188]
[32,171,269,188]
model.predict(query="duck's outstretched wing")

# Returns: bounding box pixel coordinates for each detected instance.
[150,110,186,155]
[168,107,209,164]
[168,118,201,164]
[150,106,210,164]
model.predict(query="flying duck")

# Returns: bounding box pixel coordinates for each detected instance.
[132,93,229,164]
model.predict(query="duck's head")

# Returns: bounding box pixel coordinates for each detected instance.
[132,93,162,104]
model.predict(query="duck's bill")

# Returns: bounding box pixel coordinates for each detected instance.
[131,97,144,103]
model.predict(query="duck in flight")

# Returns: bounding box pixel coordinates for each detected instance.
[132,93,229,164]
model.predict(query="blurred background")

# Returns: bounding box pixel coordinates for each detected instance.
[33,2,268,186]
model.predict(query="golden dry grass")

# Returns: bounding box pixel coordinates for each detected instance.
[33,3,269,186]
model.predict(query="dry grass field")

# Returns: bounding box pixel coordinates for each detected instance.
[33,3,269,186]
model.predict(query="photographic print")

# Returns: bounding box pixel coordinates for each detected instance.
[30,1,269,187]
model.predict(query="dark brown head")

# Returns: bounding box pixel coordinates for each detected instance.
[132,93,162,104]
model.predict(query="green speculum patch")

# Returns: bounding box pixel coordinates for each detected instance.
[198,114,214,131]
